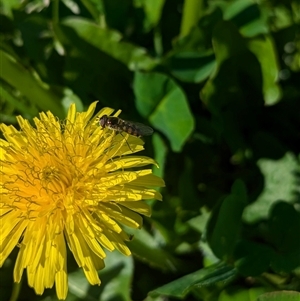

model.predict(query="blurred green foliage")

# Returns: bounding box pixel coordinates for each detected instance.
[1,0,300,300]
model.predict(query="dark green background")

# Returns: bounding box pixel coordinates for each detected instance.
[1,0,300,300]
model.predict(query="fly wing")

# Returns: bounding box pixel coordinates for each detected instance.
[129,121,154,136]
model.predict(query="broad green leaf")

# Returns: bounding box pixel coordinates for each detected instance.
[99,252,133,301]
[152,133,168,179]
[199,239,220,267]
[269,202,300,252]
[0,0,20,18]
[80,0,105,21]
[134,71,194,152]
[179,157,201,211]
[133,71,169,117]
[207,180,247,259]
[23,0,50,14]
[231,179,248,201]
[60,17,156,70]
[68,269,91,299]
[134,0,166,31]
[257,291,300,301]
[268,202,300,272]
[265,5,295,29]
[222,0,268,37]
[102,0,132,33]
[239,18,269,37]
[149,262,237,299]
[164,50,216,83]
[61,88,84,113]
[62,0,80,14]
[235,189,300,277]
[0,84,38,118]
[149,90,194,152]
[144,296,166,301]
[234,240,275,276]
[223,0,256,20]
[68,251,133,301]
[174,7,222,52]
[200,21,264,152]
[219,287,271,301]
[55,20,133,107]
[179,0,205,38]
[127,228,181,272]
[211,20,245,65]
[201,21,261,111]
[243,153,298,223]
[247,35,281,105]
[0,49,64,118]
[14,14,68,82]
[271,248,300,274]
[251,131,287,159]
[187,207,211,234]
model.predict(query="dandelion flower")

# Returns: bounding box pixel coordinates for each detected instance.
[0,102,164,299]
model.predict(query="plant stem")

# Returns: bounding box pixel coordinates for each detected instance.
[9,281,22,301]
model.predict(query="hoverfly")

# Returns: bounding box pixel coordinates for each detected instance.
[99,115,153,137]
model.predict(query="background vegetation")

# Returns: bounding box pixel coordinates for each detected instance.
[1,0,300,300]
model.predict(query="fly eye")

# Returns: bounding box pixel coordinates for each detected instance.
[100,115,107,128]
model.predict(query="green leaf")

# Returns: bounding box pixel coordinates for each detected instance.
[149,90,194,152]
[80,0,105,21]
[68,251,133,301]
[269,202,300,252]
[127,228,181,272]
[257,291,300,301]
[152,133,168,179]
[207,180,247,259]
[174,7,222,52]
[179,157,201,211]
[62,0,80,14]
[271,248,300,274]
[235,198,300,277]
[149,262,237,299]
[102,0,132,33]
[251,131,287,159]
[55,20,132,106]
[234,240,275,276]
[247,35,281,105]
[243,153,298,223]
[268,202,300,272]
[134,71,194,152]
[200,20,264,152]
[231,179,248,201]
[219,287,271,301]
[135,0,166,31]
[187,207,211,234]
[14,14,49,64]
[0,84,38,118]
[61,88,84,113]
[222,0,268,37]
[99,251,133,301]
[0,0,21,18]
[179,0,205,38]
[262,5,294,30]
[0,49,64,118]
[133,71,172,117]
[60,17,156,70]
[164,50,216,83]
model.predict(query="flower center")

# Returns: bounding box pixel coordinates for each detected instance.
[40,166,65,192]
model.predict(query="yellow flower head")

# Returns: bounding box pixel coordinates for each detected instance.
[0,102,164,299]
